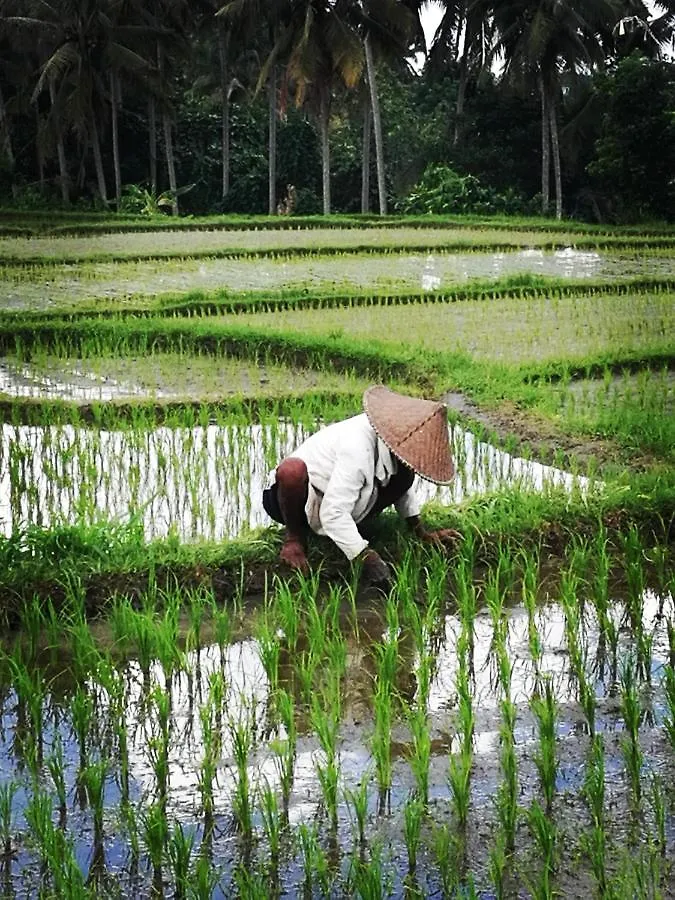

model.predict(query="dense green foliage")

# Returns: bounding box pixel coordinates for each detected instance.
[1,2,674,220]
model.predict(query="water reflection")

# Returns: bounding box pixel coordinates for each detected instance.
[0,359,161,402]
[0,421,593,540]
[115,585,671,822]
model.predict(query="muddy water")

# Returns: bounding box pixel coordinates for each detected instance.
[2,249,674,310]
[0,421,592,540]
[0,574,671,898]
[0,359,165,401]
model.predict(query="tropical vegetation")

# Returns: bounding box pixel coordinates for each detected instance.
[1,0,674,220]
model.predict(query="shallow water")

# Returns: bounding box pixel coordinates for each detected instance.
[0,569,671,898]
[0,359,165,402]
[0,421,592,540]
[2,249,674,310]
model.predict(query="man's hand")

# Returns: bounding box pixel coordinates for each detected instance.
[359,548,392,589]
[419,528,462,548]
[279,539,310,574]
[407,515,461,549]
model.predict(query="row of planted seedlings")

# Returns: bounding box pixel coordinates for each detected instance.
[4,227,675,272]
[0,521,672,897]
[0,393,601,542]
[3,277,673,326]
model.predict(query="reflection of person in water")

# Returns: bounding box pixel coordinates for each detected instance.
[263,386,460,586]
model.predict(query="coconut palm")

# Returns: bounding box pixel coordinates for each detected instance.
[428,1,496,145]
[8,0,155,207]
[218,0,291,213]
[477,0,619,218]
[358,0,419,214]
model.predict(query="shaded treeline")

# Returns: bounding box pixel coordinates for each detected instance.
[0,0,674,220]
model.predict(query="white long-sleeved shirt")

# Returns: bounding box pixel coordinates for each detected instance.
[272,413,421,560]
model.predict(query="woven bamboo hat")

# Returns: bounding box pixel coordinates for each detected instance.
[363,385,454,485]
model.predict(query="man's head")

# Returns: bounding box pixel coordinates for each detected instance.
[363,385,455,485]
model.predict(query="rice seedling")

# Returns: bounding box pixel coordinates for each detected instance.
[228,704,255,843]
[167,821,195,900]
[0,782,17,859]
[530,678,558,815]
[581,737,608,900]
[147,684,172,811]
[271,688,296,816]
[433,823,461,898]
[46,734,68,828]
[405,703,431,807]
[664,663,675,748]
[525,799,557,900]
[255,606,281,695]
[344,772,370,849]
[647,775,666,860]
[82,758,108,878]
[488,834,508,900]
[448,745,472,832]
[619,658,643,808]
[198,701,218,838]
[25,784,89,898]
[273,579,300,652]
[6,650,46,775]
[403,795,424,874]
[297,822,331,898]
[495,698,518,855]
[311,684,341,832]
[188,851,220,900]
[347,841,391,900]
[140,801,168,898]
[520,546,543,678]
[234,862,268,899]
[371,679,393,806]
[258,777,282,875]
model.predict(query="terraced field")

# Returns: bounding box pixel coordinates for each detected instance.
[0,212,672,899]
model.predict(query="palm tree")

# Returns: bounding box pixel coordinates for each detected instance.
[358,0,419,214]
[279,0,363,214]
[428,1,495,145]
[8,0,155,207]
[218,0,290,213]
[478,0,618,218]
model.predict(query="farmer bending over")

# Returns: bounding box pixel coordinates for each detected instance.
[262,385,459,586]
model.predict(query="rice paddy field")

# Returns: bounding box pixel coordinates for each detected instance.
[0,211,672,899]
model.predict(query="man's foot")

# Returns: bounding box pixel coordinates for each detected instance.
[279,539,309,574]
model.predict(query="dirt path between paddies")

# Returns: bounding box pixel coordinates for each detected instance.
[442,390,659,473]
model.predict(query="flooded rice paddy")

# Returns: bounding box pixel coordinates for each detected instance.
[0,421,592,541]
[3,249,675,310]
[0,544,672,897]
[0,226,656,263]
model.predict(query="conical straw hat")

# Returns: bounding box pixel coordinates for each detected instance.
[363,385,455,485]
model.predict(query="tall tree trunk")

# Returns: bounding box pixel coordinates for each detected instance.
[218,25,230,202]
[110,72,122,208]
[148,96,158,194]
[268,66,277,215]
[35,108,45,191]
[549,91,562,220]
[539,72,550,216]
[0,84,14,169]
[49,79,69,205]
[364,35,387,216]
[319,90,331,215]
[453,56,468,147]
[91,114,108,205]
[163,112,178,215]
[158,45,178,215]
[361,101,371,214]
